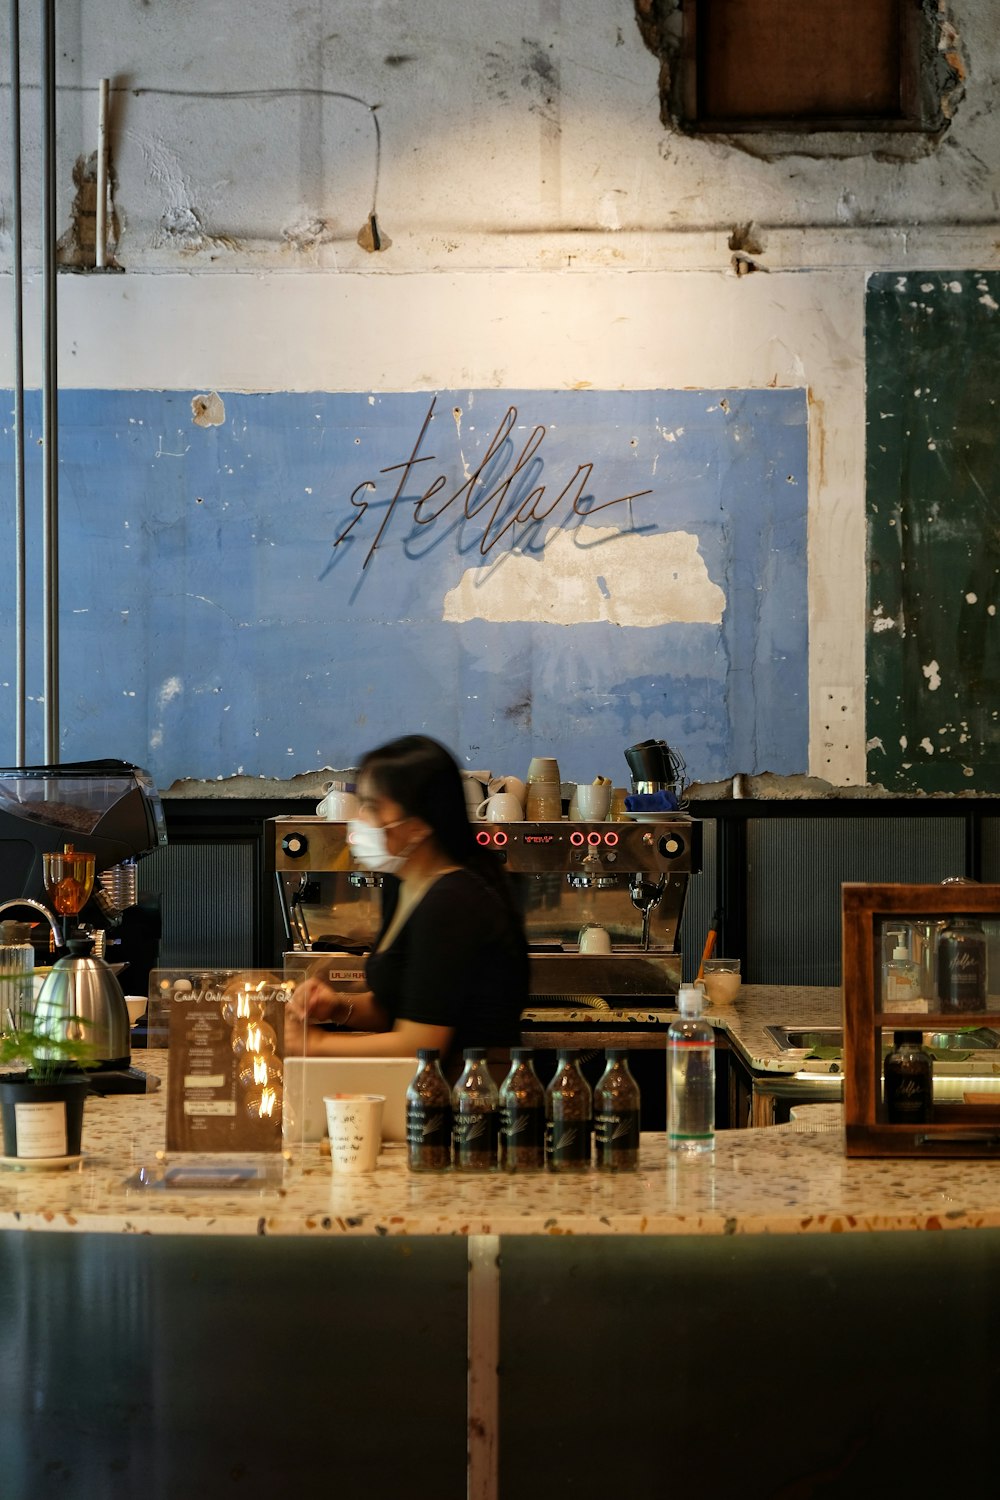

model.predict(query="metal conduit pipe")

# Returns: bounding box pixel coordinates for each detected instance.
[41,0,59,762]
[9,0,26,765]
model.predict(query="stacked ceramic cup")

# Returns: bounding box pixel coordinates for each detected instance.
[525,757,562,821]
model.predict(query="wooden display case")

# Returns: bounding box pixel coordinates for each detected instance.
[843,882,1000,1157]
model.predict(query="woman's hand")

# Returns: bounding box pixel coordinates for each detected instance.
[288,976,342,1024]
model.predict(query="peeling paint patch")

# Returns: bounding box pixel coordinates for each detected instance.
[920,737,935,754]
[191,392,225,428]
[922,660,942,691]
[441,524,725,627]
[282,214,335,251]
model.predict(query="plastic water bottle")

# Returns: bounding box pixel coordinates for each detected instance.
[667,986,715,1154]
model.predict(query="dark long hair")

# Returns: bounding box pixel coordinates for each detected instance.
[358,735,525,927]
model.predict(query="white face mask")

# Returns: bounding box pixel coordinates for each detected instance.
[347,818,422,876]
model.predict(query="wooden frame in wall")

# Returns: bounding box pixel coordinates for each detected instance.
[843,882,1000,1157]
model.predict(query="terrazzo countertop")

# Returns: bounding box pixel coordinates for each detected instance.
[703,983,841,1074]
[2,1047,1000,1238]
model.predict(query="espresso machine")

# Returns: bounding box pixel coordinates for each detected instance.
[268,813,701,1014]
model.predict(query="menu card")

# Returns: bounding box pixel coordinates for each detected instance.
[154,970,291,1153]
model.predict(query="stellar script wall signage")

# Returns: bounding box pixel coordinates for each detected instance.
[332,396,654,570]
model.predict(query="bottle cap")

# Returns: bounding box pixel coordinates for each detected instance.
[892,945,910,960]
[416,1048,440,1061]
[893,1030,924,1046]
[462,1047,487,1060]
[677,985,704,1016]
[510,1047,533,1061]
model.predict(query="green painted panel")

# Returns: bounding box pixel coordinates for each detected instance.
[866,272,1000,791]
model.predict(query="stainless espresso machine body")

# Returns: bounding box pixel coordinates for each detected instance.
[269,816,702,1004]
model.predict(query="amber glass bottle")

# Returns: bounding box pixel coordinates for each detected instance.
[594,1049,641,1171]
[884,1031,933,1125]
[499,1048,546,1171]
[406,1049,453,1171]
[545,1050,592,1172]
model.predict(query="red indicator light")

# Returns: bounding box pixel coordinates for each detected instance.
[604,831,619,846]
[493,830,508,846]
[587,831,602,846]
[476,830,491,845]
[569,831,585,846]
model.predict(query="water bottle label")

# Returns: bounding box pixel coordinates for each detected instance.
[595,1108,639,1154]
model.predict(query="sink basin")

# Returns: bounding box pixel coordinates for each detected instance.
[766,1024,1000,1054]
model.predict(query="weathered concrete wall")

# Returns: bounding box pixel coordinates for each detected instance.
[0,1,998,789]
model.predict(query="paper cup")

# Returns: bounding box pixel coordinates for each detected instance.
[323,1093,385,1173]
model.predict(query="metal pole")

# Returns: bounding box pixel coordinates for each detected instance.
[96,77,109,269]
[10,0,26,765]
[41,0,59,762]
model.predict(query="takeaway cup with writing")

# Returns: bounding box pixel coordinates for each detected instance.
[475,793,523,822]
[324,1093,384,1173]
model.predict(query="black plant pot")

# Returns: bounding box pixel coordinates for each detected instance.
[0,1073,89,1160]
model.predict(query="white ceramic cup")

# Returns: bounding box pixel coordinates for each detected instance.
[462,772,488,809]
[488,775,527,808]
[476,792,523,822]
[579,924,612,955]
[323,1093,385,1173]
[317,789,359,821]
[575,783,612,821]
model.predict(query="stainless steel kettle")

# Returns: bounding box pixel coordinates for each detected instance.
[34,937,131,1067]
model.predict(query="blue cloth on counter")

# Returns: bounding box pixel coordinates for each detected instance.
[624,789,679,812]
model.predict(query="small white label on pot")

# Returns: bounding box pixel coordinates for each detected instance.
[13,1102,68,1159]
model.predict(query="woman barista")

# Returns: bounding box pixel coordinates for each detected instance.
[286,735,527,1067]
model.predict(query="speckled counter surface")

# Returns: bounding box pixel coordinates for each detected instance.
[704,982,841,1073]
[2,1045,1000,1238]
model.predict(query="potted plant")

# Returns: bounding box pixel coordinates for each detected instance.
[0,1010,96,1165]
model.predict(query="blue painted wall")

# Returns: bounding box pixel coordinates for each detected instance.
[1,388,808,787]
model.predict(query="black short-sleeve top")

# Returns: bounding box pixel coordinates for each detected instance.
[365,867,527,1058]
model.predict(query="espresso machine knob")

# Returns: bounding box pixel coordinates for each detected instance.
[658,833,686,859]
[281,832,309,858]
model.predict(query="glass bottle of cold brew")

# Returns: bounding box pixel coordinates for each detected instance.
[884,1030,933,1125]
[937,915,987,1013]
[594,1049,641,1171]
[452,1049,499,1171]
[406,1049,453,1171]
[499,1048,546,1171]
[545,1050,592,1172]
